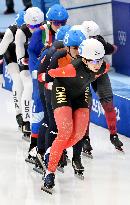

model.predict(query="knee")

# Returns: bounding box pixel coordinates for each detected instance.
[57,121,73,139]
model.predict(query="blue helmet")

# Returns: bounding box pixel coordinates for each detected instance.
[55,25,71,41]
[46,4,69,21]
[63,30,86,47]
[15,11,26,27]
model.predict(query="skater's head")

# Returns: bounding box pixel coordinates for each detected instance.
[46,4,69,32]
[78,38,105,72]
[63,29,87,59]
[55,25,71,41]
[15,10,26,27]
[24,7,44,32]
[82,20,100,38]
[70,24,88,39]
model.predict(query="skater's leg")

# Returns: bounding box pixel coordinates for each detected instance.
[82,107,93,157]
[73,139,83,159]
[47,106,73,173]
[72,139,84,179]
[31,81,44,139]
[20,69,32,123]
[48,107,89,172]
[7,63,23,117]
[33,82,48,172]
[44,88,57,152]
[37,81,48,154]
[65,108,89,149]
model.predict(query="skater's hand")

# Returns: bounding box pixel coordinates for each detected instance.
[38,73,46,82]
[18,58,29,66]
[45,82,53,90]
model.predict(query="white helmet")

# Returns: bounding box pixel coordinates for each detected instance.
[24,7,44,25]
[82,20,100,37]
[78,38,105,60]
[70,24,89,39]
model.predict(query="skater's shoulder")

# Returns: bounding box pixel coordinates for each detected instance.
[71,56,83,68]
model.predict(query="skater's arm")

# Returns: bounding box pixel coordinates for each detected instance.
[97,35,117,55]
[28,29,44,70]
[48,64,76,78]
[0,29,14,55]
[38,47,56,83]
[15,29,26,61]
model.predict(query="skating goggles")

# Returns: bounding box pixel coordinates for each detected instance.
[87,58,104,64]
[28,24,41,29]
[51,20,67,26]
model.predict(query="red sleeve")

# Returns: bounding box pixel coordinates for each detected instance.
[48,64,76,78]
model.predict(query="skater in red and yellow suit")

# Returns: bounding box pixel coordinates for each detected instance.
[42,38,110,192]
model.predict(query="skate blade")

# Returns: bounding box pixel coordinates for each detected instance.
[18,126,22,132]
[74,173,84,180]
[66,158,71,163]
[37,155,46,171]
[41,185,53,195]
[82,152,93,159]
[57,167,64,173]
[116,147,125,154]
[33,167,44,175]
[25,158,35,164]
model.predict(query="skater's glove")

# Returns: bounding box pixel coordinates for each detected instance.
[18,57,29,66]
[48,64,76,78]
[45,82,53,90]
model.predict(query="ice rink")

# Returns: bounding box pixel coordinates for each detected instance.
[0,1,130,204]
[0,87,130,205]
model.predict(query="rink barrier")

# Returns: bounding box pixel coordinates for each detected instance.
[112,0,130,76]
[65,1,111,11]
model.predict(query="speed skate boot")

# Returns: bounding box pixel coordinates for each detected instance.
[64,149,71,163]
[22,121,31,142]
[57,150,67,173]
[41,150,55,194]
[41,171,55,194]
[82,136,93,159]
[25,146,37,164]
[72,156,84,180]
[16,114,24,131]
[33,153,46,175]
[110,134,124,152]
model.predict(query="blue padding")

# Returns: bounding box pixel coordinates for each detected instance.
[112,1,130,76]
[110,78,130,99]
